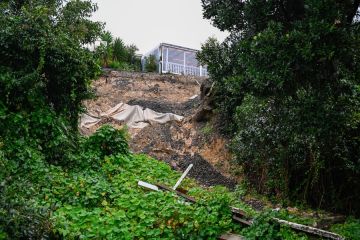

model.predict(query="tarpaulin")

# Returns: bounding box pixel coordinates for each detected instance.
[80,102,183,129]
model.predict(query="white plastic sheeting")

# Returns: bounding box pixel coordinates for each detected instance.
[80,103,184,129]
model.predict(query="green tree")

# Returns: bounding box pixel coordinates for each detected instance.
[112,37,127,62]
[0,0,102,160]
[126,44,139,63]
[199,0,360,215]
[96,31,113,67]
[95,34,140,71]
[145,54,158,72]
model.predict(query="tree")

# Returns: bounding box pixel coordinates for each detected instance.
[145,55,158,72]
[0,0,102,162]
[200,0,360,215]
[112,37,127,62]
[96,31,114,67]
[126,44,139,64]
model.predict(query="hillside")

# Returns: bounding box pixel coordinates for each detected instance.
[82,70,239,189]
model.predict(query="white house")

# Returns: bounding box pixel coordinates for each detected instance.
[142,43,208,77]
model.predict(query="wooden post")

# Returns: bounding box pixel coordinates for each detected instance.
[173,164,193,190]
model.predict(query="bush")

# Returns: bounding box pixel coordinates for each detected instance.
[84,125,130,158]
[145,54,158,72]
[109,61,134,71]
[331,218,360,240]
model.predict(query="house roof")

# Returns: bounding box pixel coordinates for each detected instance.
[143,43,200,58]
[159,43,199,53]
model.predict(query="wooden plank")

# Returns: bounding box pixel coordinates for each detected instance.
[230,207,249,218]
[219,233,245,240]
[138,180,159,191]
[273,218,345,240]
[232,216,252,226]
[156,183,197,203]
[173,164,193,190]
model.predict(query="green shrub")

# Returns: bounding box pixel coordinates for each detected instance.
[331,218,360,240]
[84,125,129,158]
[95,34,141,71]
[145,54,158,72]
[50,154,241,239]
[109,61,134,71]
[241,212,308,240]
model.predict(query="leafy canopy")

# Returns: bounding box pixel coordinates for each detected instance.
[199,0,360,215]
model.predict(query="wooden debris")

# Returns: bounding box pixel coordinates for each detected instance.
[219,233,245,240]
[137,176,345,240]
[156,183,196,203]
[232,216,252,226]
[230,207,249,218]
[173,164,193,190]
[138,180,159,191]
[230,207,253,226]
[273,218,345,240]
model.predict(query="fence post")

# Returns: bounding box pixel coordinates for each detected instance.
[183,52,186,75]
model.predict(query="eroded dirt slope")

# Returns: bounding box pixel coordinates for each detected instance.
[83,70,239,188]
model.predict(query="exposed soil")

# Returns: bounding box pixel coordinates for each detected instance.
[127,97,199,116]
[130,121,237,189]
[83,70,239,189]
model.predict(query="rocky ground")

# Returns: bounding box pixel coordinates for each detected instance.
[83,70,240,189]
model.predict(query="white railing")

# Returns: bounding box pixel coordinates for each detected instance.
[165,62,207,77]
[201,68,208,77]
[166,62,184,75]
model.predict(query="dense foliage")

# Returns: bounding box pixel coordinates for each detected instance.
[2,123,314,239]
[95,31,141,71]
[0,0,102,133]
[199,0,360,215]
[0,0,101,237]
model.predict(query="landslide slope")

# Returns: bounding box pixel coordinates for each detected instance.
[83,70,239,188]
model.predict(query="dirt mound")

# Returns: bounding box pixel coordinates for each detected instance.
[177,154,236,189]
[127,97,199,116]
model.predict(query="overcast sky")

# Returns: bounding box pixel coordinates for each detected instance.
[91,0,228,54]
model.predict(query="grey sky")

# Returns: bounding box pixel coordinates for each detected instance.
[91,0,228,54]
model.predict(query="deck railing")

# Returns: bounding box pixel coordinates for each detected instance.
[164,62,207,77]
